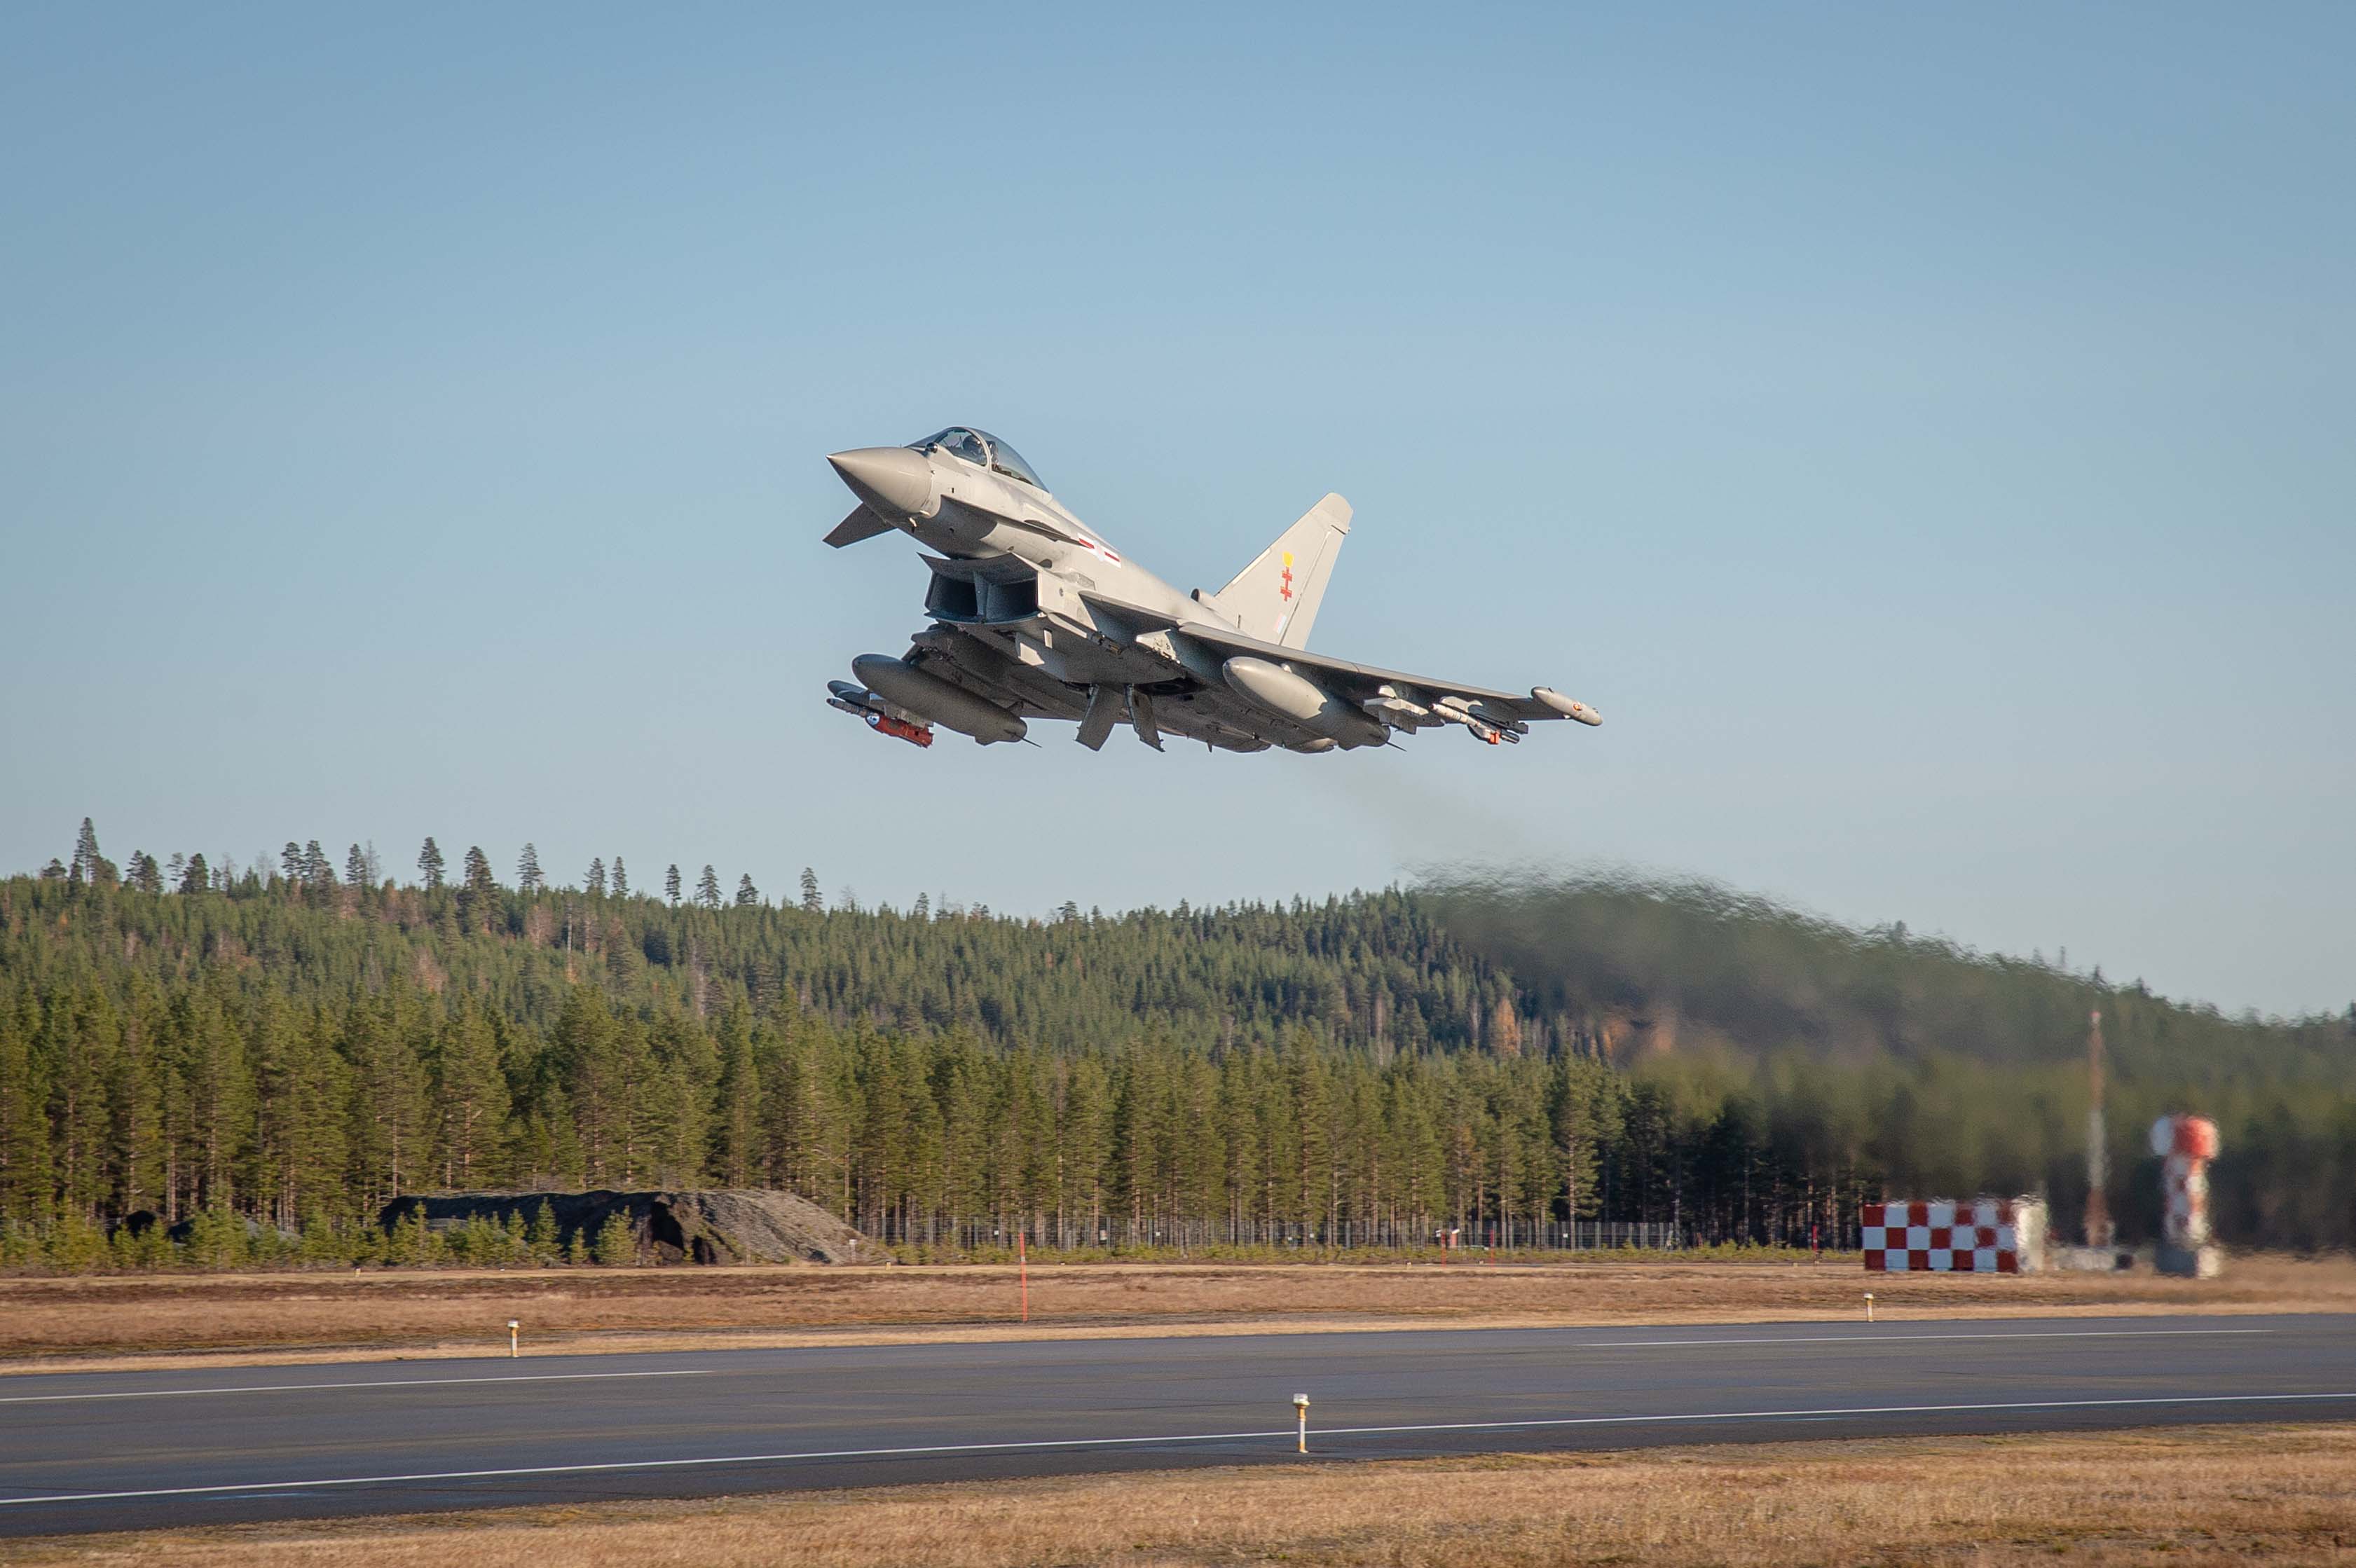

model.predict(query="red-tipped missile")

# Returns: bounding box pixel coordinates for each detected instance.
[826,681,936,748]
[866,712,933,748]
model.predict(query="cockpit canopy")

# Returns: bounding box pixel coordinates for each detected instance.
[908,427,1043,490]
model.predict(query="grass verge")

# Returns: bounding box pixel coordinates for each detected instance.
[1,1253,2348,1373]
[4,1422,2352,1565]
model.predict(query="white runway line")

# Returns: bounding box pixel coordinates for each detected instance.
[1582,1328,2276,1348]
[2,1390,2351,1507]
[0,1328,2289,1405]
[0,1370,718,1405]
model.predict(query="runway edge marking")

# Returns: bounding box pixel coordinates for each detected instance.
[0,1370,720,1405]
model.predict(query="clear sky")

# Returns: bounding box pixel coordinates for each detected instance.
[4,5,2349,1017]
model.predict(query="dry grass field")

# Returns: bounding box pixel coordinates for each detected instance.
[1,1253,2350,1371]
[4,1422,2351,1566]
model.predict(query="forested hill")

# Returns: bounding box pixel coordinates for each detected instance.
[3,868,1502,1058]
[2,829,2350,1255]
[4,853,2342,1085]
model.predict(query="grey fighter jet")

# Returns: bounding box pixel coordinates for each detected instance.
[821,427,1602,755]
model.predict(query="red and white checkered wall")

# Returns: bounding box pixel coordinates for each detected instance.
[1861,1199,2043,1273]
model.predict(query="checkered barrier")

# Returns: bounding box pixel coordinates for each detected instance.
[1860,1199,2046,1273]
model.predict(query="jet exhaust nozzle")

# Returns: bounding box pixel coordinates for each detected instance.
[849,654,1027,745]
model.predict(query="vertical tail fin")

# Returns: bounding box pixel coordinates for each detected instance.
[1212,493,1350,648]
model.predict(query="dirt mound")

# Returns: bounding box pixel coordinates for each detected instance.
[384,1189,881,1265]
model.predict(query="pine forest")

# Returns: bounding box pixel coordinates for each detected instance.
[2,821,2351,1269]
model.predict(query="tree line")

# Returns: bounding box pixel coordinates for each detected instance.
[2,823,2350,1265]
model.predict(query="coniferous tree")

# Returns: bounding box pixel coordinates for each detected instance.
[610,858,629,899]
[430,1003,511,1188]
[69,819,118,889]
[592,1209,636,1265]
[342,992,429,1209]
[735,874,759,907]
[417,837,446,890]
[344,844,370,889]
[664,865,683,906]
[177,853,208,895]
[697,865,722,910]
[800,868,822,914]
[39,859,68,881]
[457,847,499,933]
[709,1005,760,1187]
[0,998,52,1223]
[280,842,305,888]
[516,844,544,893]
[301,841,336,904]
[128,853,163,895]
[587,858,607,898]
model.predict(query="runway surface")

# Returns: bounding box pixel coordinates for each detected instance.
[3,1312,2351,1535]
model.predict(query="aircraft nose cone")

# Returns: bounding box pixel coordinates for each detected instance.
[827,447,936,518]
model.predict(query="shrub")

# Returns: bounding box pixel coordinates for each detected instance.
[177,1206,247,1270]
[526,1201,560,1264]
[591,1209,637,1266]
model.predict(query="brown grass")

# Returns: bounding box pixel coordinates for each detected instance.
[2,1253,2349,1373]
[5,1422,2353,1565]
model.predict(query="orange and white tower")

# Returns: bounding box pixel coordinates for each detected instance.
[2149,1114,2222,1277]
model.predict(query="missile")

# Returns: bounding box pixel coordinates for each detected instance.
[826,680,934,747]
[849,654,1028,745]
[1360,688,1437,729]
[1430,696,1518,745]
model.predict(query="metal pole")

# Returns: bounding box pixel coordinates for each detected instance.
[2086,1010,2113,1248]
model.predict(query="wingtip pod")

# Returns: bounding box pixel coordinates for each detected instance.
[1532,687,1603,726]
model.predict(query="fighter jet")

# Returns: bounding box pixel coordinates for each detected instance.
[821,427,1602,755]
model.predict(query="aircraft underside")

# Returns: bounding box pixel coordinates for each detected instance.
[909,621,1284,753]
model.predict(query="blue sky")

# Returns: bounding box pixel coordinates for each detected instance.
[4,5,2349,1015]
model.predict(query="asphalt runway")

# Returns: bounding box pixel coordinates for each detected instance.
[3,1312,2352,1536]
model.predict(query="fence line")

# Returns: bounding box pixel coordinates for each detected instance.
[864,1215,1685,1252]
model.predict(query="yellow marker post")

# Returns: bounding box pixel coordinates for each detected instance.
[1292,1393,1311,1453]
[1863,1292,1875,1323]
[508,1319,521,1359]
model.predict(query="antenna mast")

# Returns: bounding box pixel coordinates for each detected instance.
[2085,1009,2113,1248]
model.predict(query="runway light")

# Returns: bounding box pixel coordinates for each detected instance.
[1292,1392,1311,1453]
[1863,1292,1875,1323]
[508,1319,521,1359]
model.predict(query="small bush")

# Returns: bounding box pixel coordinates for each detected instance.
[591,1209,637,1266]
[177,1206,248,1270]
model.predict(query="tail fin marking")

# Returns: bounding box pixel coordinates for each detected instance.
[1213,493,1351,649]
